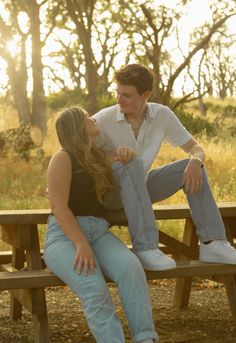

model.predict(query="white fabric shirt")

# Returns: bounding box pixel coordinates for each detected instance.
[93,103,192,175]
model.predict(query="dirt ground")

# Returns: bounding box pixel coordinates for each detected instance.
[0,279,235,343]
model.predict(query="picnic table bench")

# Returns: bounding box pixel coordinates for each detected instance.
[0,203,236,343]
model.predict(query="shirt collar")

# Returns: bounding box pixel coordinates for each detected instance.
[146,103,155,119]
[116,108,125,122]
[115,103,154,122]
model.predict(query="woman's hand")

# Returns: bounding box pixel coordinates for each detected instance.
[73,241,96,275]
[182,159,203,195]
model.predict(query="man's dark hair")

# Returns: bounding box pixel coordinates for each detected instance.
[114,64,154,95]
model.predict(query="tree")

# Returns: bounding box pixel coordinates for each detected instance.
[116,0,236,108]
[46,0,122,113]
[204,38,236,99]
[0,0,47,136]
[0,1,31,125]
[28,0,47,134]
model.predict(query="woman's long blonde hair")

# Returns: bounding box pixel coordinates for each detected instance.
[56,106,114,203]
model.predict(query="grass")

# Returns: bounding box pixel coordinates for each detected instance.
[0,100,236,248]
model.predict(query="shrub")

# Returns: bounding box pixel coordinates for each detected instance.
[175,107,216,136]
[47,90,87,111]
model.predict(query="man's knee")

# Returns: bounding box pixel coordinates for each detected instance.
[112,157,145,180]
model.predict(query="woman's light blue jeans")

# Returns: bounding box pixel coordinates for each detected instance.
[44,215,158,343]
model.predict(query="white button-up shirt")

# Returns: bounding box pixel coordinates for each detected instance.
[93,103,192,175]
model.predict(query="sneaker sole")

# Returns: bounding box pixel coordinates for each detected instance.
[141,263,177,271]
[199,257,236,264]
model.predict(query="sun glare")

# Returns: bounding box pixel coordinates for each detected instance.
[0,0,235,97]
[6,40,18,58]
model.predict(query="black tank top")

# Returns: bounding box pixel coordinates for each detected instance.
[66,151,107,218]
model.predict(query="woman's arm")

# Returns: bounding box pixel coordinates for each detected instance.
[47,150,96,275]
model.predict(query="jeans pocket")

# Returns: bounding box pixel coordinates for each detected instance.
[44,216,68,249]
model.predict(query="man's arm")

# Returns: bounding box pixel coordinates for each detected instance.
[180,138,205,165]
[180,138,206,195]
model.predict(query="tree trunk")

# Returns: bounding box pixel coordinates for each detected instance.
[66,0,99,114]
[7,56,31,125]
[198,98,207,117]
[29,0,47,136]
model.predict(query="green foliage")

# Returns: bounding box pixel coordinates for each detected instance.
[96,94,116,111]
[205,102,236,114]
[207,103,236,125]
[175,107,217,136]
[47,90,117,114]
[46,90,87,111]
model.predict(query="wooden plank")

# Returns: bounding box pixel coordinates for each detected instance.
[23,225,50,343]
[0,202,235,225]
[0,251,13,264]
[10,247,25,320]
[0,224,50,342]
[159,230,196,259]
[0,209,50,225]
[1,262,236,290]
[0,250,44,265]
[25,225,44,270]
[32,308,49,343]
[145,261,236,280]
[224,218,234,245]
[0,225,31,248]
[224,275,236,324]
[0,269,64,289]
[8,287,50,342]
[174,219,198,308]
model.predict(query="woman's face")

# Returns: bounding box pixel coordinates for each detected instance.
[84,117,100,138]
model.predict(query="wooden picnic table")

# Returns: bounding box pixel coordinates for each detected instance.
[0,203,236,343]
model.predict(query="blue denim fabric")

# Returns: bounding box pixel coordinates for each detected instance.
[44,215,158,343]
[106,158,226,250]
[146,159,226,243]
[111,158,158,252]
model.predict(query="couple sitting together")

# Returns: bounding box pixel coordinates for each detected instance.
[44,63,236,343]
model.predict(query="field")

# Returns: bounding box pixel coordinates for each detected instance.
[0,99,236,247]
[0,100,236,342]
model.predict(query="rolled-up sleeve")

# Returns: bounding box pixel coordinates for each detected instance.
[165,109,192,147]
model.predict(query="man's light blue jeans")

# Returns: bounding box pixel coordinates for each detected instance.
[107,158,226,252]
[44,215,158,343]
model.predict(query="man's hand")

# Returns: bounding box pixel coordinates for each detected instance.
[116,146,135,164]
[182,158,203,195]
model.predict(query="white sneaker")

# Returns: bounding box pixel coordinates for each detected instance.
[135,248,176,271]
[199,240,236,264]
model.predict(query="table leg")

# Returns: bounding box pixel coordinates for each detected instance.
[10,247,25,320]
[224,218,236,247]
[224,274,236,324]
[25,225,50,343]
[173,218,198,308]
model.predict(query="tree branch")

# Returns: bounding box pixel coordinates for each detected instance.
[163,12,236,103]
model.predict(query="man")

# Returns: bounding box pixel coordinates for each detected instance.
[93,63,236,271]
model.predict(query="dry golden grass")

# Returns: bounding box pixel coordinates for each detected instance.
[0,101,235,245]
[153,136,236,204]
[0,100,235,209]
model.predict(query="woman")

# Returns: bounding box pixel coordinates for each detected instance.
[44,106,158,343]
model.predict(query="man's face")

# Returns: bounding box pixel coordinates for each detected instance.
[116,83,149,116]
